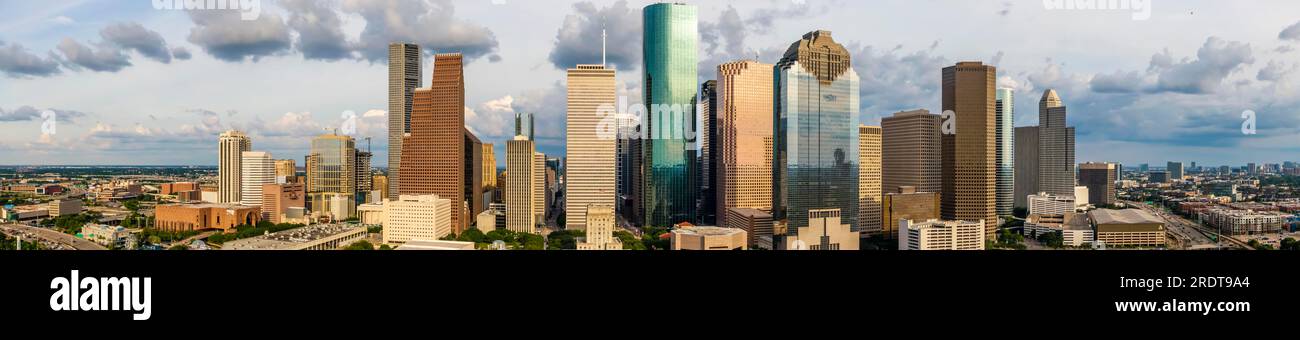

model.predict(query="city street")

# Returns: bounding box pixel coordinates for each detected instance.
[0,223,107,250]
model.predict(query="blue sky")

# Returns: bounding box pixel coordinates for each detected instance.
[1,0,1299,167]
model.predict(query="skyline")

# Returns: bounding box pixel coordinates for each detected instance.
[3,0,1300,166]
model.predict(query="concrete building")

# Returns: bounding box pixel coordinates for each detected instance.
[47,199,82,218]
[223,224,368,251]
[940,62,997,238]
[714,60,774,230]
[1078,162,1117,207]
[1023,213,1094,247]
[995,88,1015,217]
[1013,126,1039,209]
[671,226,747,250]
[506,136,538,233]
[153,203,260,232]
[723,207,774,250]
[395,240,477,251]
[401,53,468,233]
[358,202,384,225]
[774,30,861,234]
[859,125,883,236]
[1199,209,1285,236]
[275,159,297,181]
[577,204,622,250]
[899,219,986,250]
[388,42,421,201]
[882,186,941,241]
[640,3,699,227]
[482,144,497,190]
[1167,162,1185,181]
[382,195,453,246]
[240,151,274,208]
[1037,90,1076,197]
[1149,171,1171,183]
[1028,192,1077,216]
[1090,209,1166,247]
[261,183,304,224]
[160,182,198,196]
[82,224,138,250]
[565,64,617,231]
[784,208,860,250]
[218,130,251,203]
[882,109,942,194]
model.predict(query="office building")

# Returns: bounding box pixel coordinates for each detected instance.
[401,53,468,232]
[566,64,617,231]
[1090,209,1166,247]
[534,152,545,224]
[1037,89,1076,197]
[373,175,389,203]
[882,186,941,241]
[774,30,861,234]
[1023,213,1094,247]
[275,159,297,181]
[47,199,82,218]
[641,2,698,227]
[1028,192,1077,216]
[882,109,942,194]
[506,136,538,233]
[1078,162,1117,207]
[859,125,883,236]
[515,112,535,141]
[899,219,986,250]
[355,151,373,202]
[577,204,622,250]
[382,195,453,246]
[218,130,251,203]
[262,183,304,224]
[307,134,356,220]
[160,182,198,196]
[714,60,774,229]
[1149,171,1170,183]
[240,151,274,208]
[671,226,747,250]
[995,88,1015,217]
[724,207,774,250]
[465,129,485,219]
[388,42,421,200]
[784,208,860,250]
[700,80,718,225]
[941,62,997,238]
[1015,126,1042,209]
[482,144,497,190]
[1167,162,1185,181]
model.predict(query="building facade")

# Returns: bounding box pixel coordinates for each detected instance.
[154,204,260,232]
[724,207,774,250]
[641,3,699,227]
[218,130,251,203]
[382,195,453,246]
[565,64,617,231]
[882,187,941,241]
[506,136,538,233]
[882,109,942,194]
[1013,126,1039,209]
[714,60,774,230]
[262,183,304,224]
[240,151,274,208]
[671,226,747,250]
[784,208,860,250]
[577,204,622,250]
[401,53,467,232]
[859,125,883,236]
[388,42,421,200]
[307,134,356,220]
[1078,162,1117,207]
[940,62,997,238]
[899,219,986,250]
[1038,90,1076,197]
[995,88,1015,217]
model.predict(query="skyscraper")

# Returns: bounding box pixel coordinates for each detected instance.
[1037,89,1076,197]
[308,133,356,220]
[218,130,251,204]
[401,53,467,233]
[465,129,484,219]
[506,136,537,233]
[482,143,497,190]
[699,80,718,225]
[534,151,546,226]
[882,109,942,194]
[388,43,421,201]
[641,2,698,227]
[714,60,773,230]
[1167,161,1185,180]
[1013,126,1039,209]
[565,64,617,231]
[1079,162,1118,207]
[274,159,297,181]
[240,151,274,208]
[515,112,535,141]
[859,125,883,236]
[577,204,622,250]
[995,88,1015,217]
[355,151,372,203]
[941,62,997,237]
[774,30,860,235]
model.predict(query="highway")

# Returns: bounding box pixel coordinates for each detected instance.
[1125,201,1250,250]
[1,223,108,250]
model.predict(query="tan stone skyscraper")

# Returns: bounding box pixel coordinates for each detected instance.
[274,159,296,180]
[882,110,942,195]
[941,62,998,238]
[401,53,467,232]
[565,64,617,231]
[506,136,537,233]
[388,43,421,200]
[859,125,883,236]
[482,143,497,190]
[218,130,251,204]
[714,60,774,229]
[533,152,545,224]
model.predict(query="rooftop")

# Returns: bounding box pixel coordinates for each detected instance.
[672,226,745,237]
[1090,209,1164,225]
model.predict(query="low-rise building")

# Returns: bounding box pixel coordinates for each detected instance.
[358,202,385,225]
[1028,192,1077,216]
[1198,209,1285,236]
[382,195,452,246]
[1090,209,1166,247]
[671,226,747,251]
[48,199,82,217]
[899,219,985,250]
[153,203,261,232]
[82,224,139,250]
[783,209,859,250]
[395,239,477,250]
[1023,213,1095,247]
[221,224,368,250]
[723,207,773,250]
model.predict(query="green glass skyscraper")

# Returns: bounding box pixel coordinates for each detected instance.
[640,3,698,227]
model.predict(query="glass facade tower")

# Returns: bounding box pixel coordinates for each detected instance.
[641,3,698,227]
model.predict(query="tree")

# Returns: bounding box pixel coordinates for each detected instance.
[379,244,393,250]
[546,230,585,250]
[520,233,545,250]
[457,228,487,244]
[1281,238,1298,251]
[344,240,375,250]
[614,231,646,250]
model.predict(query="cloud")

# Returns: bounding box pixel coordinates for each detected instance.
[1090,70,1145,93]
[0,40,62,77]
[849,43,949,117]
[282,0,354,61]
[547,0,639,70]
[1257,60,1293,82]
[344,0,500,63]
[465,95,516,139]
[100,22,175,63]
[171,46,192,60]
[1151,37,1254,94]
[0,106,87,123]
[57,38,131,72]
[1280,20,1300,41]
[186,9,292,62]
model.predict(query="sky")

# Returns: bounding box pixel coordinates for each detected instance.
[1,0,1299,168]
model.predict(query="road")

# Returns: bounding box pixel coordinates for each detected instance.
[0,223,107,250]
[1125,201,1250,250]
[169,230,218,248]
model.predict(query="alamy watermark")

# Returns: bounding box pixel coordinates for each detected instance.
[41,110,57,136]
[596,96,696,142]
[152,0,262,21]
[1241,110,1257,135]
[1044,0,1152,21]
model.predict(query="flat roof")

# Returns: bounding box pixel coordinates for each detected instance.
[1090,209,1163,225]
[672,226,745,236]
